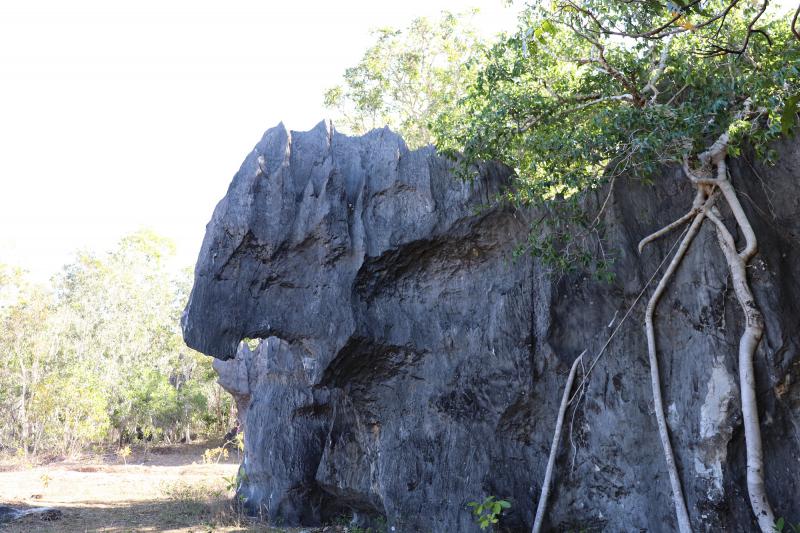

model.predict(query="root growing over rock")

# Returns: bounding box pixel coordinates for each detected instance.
[532,351,585,533]
[640,132,776,532]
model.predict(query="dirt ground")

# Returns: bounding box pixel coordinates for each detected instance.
[0,441,290,532]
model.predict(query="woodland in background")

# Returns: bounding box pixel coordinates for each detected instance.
[0,230,233,458]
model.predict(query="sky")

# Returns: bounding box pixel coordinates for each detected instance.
[0,0,519,280]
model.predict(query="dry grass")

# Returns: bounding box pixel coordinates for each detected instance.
[0,441,293,532]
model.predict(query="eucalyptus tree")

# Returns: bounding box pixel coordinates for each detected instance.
[0,271,57,454]
[433,2,799,531]
[324,10,485,148]
[0,231,227,456]
[54,230,212,444]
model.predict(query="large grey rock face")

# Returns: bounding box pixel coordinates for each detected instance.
[183,121,800,532]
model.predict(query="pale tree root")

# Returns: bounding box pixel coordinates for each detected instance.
[637,193,704,254]
[533,132,776,531]
[660,132,776,532]
[532,351,585,533]
[704,200,776,532]
[640,189,719,533]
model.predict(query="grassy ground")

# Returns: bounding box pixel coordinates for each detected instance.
[0,441,294,532]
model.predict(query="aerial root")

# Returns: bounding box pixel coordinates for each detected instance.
[638,190,705,254]
[638,207,700,253]
[689,135,774,530]
[637,134,775,532]
[533,132,776,532]
[640,191,720,533]
[704,203,775,532]
[532,350,585,533]
[638,188,719,254]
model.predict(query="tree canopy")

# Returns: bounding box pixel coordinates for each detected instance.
[324,10,485,148]
[428,1,798,274]
[434,1,798,198]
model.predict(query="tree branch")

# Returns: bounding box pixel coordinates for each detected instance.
[699,0,770,57]
[519,94,634,132]
[793,4,800,40]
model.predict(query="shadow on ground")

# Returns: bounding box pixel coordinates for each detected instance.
[0,499,280,532]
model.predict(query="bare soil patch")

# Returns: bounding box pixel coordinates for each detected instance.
[0,441,290,532]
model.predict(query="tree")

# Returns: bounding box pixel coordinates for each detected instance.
[324,10,485,148]
[433,2,798,531]
[53,229,217,445]
[0,273,59,455]
[0,230,231,456]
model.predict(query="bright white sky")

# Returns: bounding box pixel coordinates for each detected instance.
[0,0,518,280]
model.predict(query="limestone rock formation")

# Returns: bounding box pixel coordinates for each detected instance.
[183,121,800,531]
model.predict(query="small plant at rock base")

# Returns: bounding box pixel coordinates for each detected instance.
[116,445,131,465]
[467,496,511,530]
[202,445,229,464]
[775,517,800,533]
[224,465,247,494]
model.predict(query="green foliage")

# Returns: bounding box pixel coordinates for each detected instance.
[329,513,388,533]
[781,93,800,135]
[0,230,234,457]
[432,1,799,272]
[116,445,132,464]
[118,367,208,442]
[30,369,111,454]
[325,10,486,148]
[224,465,247,494]
[233,431,244,451]
[242,337,260,351]
[775,517,800,533]
[467,495,511,530]
[203,445,229,464]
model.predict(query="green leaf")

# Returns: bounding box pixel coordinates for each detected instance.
[540,20,557,35]
[781,94,799,136]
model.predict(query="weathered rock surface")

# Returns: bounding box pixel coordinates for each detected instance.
[183,121,800,532]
